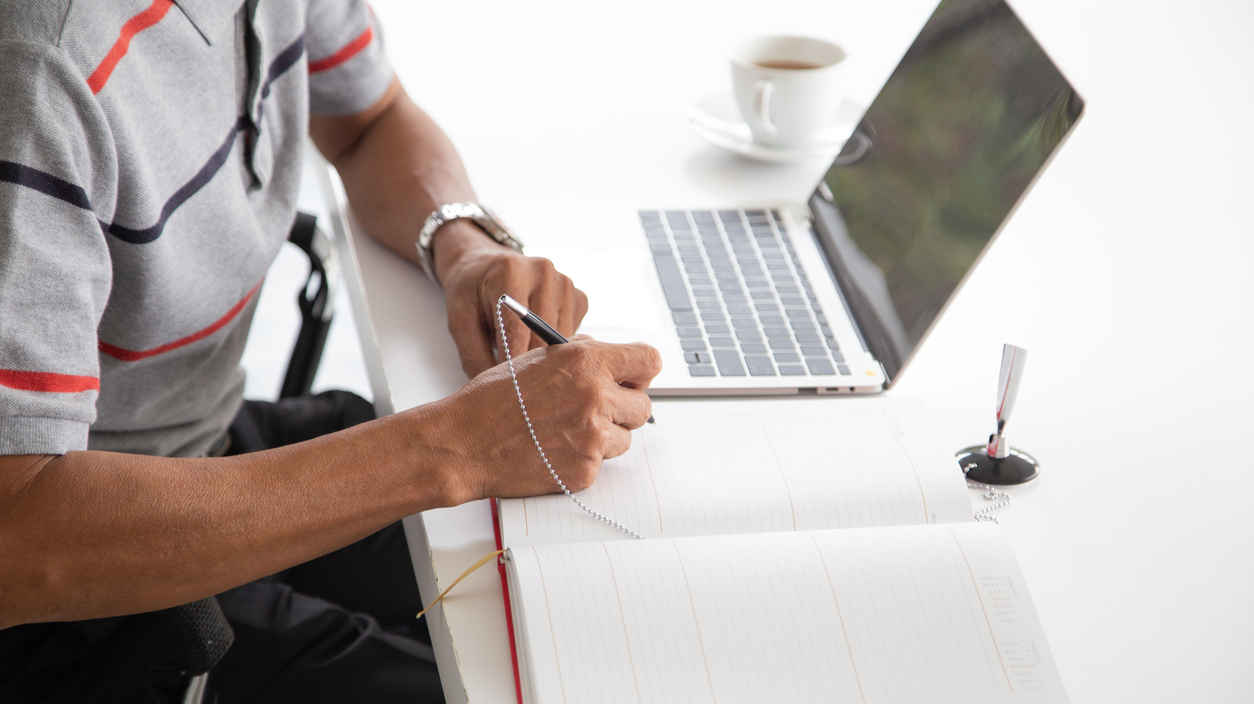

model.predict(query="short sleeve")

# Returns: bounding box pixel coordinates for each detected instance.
[305,0,393,115]
[0,40,117,455]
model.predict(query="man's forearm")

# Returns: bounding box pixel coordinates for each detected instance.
[311,77,495,278]
[0,407,467,629]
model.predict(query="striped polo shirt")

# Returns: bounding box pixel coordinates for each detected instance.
[0,0,392,457]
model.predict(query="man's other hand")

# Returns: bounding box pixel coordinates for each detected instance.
[435,219,589,378]
[426,337,660,503]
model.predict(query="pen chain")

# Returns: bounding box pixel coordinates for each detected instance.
[495,300,643,539]
[965,475,1013,523]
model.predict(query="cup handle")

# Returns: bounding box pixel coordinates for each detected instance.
[753,80,776,135]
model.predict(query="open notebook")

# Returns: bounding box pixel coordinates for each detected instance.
[492,401,1067,704]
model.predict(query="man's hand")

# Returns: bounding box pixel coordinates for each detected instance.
[423,336,660,504]
[434,219,589,378]
[311,77,589,378]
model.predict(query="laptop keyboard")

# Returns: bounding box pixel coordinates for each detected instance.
[642,209,852,378]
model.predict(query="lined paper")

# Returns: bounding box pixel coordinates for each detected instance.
[500,401,971,548]
[508,523,1066,704]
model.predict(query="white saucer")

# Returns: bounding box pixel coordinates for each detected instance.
[685,91,863,163]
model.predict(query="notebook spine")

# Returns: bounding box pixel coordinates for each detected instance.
[491,497,525,704]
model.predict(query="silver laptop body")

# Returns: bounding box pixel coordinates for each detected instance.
[520,0,1085,396]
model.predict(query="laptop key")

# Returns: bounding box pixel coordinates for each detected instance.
[649,241,672,253]
[800,345,827,356]
[697,299,721,310]
[700,311,726,323]
[745,355,775,376]
[791,322,816,333]
[685,351,712,364]
[731,318,757,329]
[764,327,790,338]
[677,326,702,338]
[709,336,736,348]
[688,365,716,377]
[666,211,689,228]
[736,330,762,342]
[837,365,851,375]
[750,291,775,300]
[673,311,697,325]
[719,283,744,293]
[769,339,796,351]
[740,342,767,354]
[831,351,845,363]
[796,333,822,343]
[774,352,800,363]
[681,339,707,350]
[652,255,692,311]
[705,324,730,334]
[761,315,785,325]
[779,364,807,376]
[713,350,746,376]
[715,270,740,281]
[727,306,752,316]
[722,293,747,303]
[806,358,836,375]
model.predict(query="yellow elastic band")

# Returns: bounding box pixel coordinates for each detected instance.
[416,549,506,620]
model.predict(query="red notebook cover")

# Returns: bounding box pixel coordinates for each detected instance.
[490,497,525,704]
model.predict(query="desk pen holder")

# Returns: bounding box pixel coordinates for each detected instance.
[958,344,1040,485]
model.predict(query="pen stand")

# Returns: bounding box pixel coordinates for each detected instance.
[957,445,1039,485]
[958,344,1040,486]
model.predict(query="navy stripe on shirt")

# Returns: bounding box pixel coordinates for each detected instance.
[0,160,93,211]
[2,37,308,246]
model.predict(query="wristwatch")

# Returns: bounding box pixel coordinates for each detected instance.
[416,202,524,287]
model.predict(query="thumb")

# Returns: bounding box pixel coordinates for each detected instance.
[447,303,497,378]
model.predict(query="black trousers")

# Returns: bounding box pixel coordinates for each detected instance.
[0,391,444,704]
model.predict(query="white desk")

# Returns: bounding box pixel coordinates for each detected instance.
[331,0,1254,701]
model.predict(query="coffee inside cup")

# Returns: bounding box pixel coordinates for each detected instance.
[753,59,825,71]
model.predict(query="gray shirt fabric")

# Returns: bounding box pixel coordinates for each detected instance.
[0,0,392,457]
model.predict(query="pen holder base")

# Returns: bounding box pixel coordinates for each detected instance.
[956,446,1040,485]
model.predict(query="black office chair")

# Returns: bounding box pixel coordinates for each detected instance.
[165,211,339,704]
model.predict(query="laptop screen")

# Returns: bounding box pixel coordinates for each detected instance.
[808,0,1083,383]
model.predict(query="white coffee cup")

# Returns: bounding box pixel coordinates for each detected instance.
[730,36,847,148]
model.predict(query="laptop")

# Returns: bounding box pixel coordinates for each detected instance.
[509,0,1083,396]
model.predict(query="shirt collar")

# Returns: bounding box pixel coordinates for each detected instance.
[174,0,246,45]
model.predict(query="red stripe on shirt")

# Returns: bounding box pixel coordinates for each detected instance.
[99,282,262,362]
[0,369,100,394]
[86,0,176,95]
[308,25,374,74]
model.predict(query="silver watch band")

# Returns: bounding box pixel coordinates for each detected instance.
[416,202,524,287]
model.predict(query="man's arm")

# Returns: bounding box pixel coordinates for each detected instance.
[0,339,659,629]
[310,76,588,378]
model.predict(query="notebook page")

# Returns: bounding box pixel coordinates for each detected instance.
[500,400,971,548]
[508,523,1066,704]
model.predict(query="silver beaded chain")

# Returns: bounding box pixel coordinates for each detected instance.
[495,300,643,539]
[965,475,1013,524]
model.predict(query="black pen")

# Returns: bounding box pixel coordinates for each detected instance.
[499,294,655,423]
